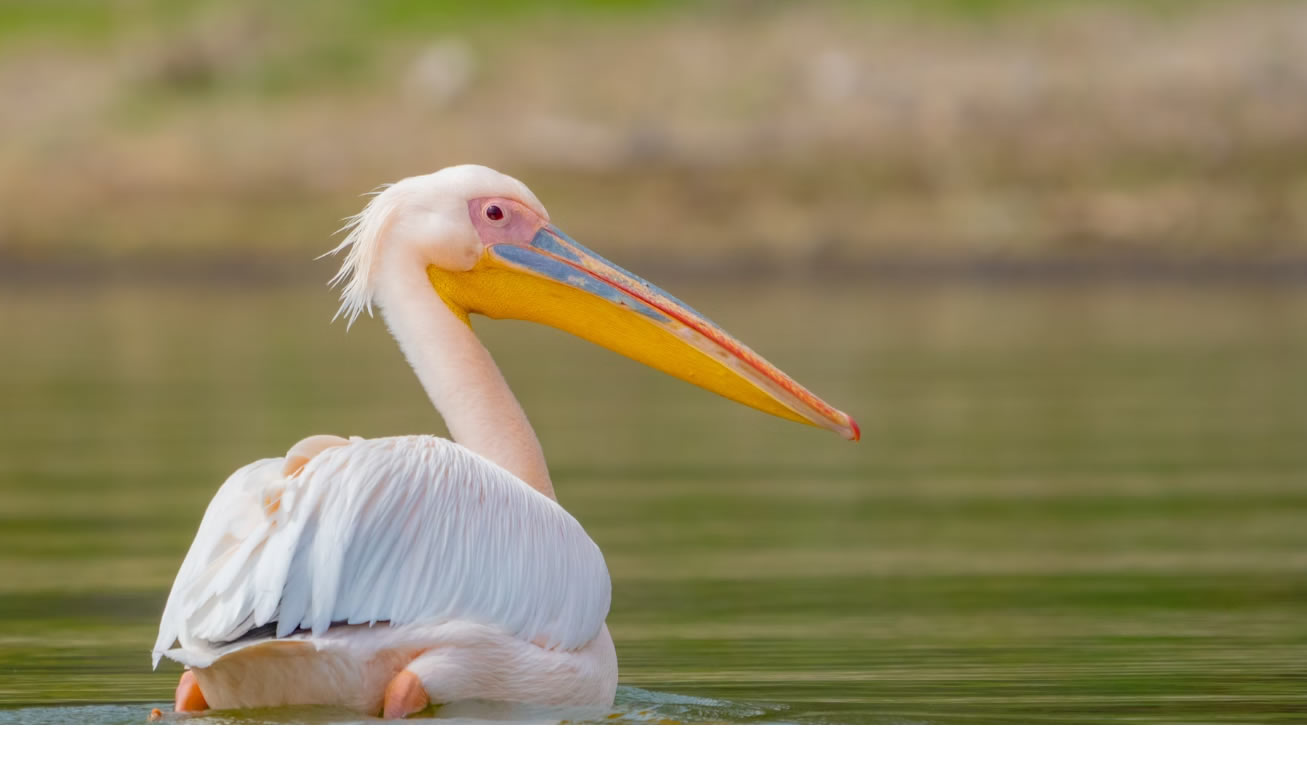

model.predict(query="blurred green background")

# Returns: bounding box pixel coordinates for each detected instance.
[5,0,1307,261]
[1,0,1306,724]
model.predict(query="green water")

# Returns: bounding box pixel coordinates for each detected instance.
[1,280,1304,723]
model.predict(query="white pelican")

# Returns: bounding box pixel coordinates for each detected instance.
[152,165,858,719]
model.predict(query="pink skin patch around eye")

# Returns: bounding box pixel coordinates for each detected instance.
[468,197,549,247]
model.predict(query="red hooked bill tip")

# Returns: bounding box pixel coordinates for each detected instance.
[848,416,861,442]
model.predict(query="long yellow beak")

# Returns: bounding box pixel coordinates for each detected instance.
[428,225,859,440]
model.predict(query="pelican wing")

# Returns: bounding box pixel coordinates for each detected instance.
[153,436,610,667]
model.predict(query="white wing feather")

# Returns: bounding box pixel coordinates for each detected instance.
[153,436,610,667]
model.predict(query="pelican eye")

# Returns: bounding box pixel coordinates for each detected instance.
[484,204,506,224]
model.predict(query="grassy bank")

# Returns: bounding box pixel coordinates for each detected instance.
[1,0,1304,265]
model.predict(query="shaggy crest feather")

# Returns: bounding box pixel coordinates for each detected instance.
[322,185,394,328]
[320,166,549,329]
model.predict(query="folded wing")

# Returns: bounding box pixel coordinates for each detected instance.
[153,436,610,667]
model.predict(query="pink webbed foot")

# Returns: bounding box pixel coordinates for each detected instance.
[382,669,430,719]
[174,669,209,712]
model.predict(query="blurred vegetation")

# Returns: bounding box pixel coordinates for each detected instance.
[1,0,1305,266]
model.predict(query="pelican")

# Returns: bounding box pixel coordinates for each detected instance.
[152,165,858,719]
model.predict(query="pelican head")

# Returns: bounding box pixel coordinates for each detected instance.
[327,164,859,440]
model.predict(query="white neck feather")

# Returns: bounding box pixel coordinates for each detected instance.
[373,260,556,501]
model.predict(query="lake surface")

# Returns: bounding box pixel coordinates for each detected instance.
[0,277,1304,723]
